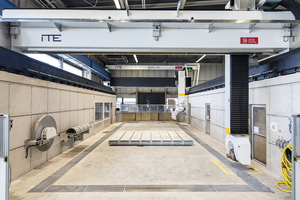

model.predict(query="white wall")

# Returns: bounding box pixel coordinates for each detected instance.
[186,88,225,143]
[187,72,300,176]
[249,73,299,175]
[0,71,116,181]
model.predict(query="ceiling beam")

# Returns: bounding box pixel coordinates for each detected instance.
[44,0,56,8]
[180,0,186,9]
[119,0,125,9]
[83,0,94,7]
[125,0,130,16]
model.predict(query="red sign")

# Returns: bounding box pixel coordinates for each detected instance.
[175,66,183,69]
[240,37,258,44]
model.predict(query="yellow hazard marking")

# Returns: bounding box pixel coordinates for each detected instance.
[225,127,230,134]
[212,160,235,174]
[247,165,263,174]
[168,123,171,125]
[213,160,263,175]
[178,94,185,96]
[4,156,7,163]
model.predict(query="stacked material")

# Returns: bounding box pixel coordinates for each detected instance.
[109,131,193,146]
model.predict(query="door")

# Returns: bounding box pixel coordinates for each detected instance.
[110,103,113,124]
[251,105,267,164]
[206,103,210,135]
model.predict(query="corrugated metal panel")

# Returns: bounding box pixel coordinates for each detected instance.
[230,55,249,135]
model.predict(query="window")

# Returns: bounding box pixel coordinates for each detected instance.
[25,53,83,77]
[104,103,110,119]
[95,103,103,122]
[123,98,136,105]
[63,62,82,76]
[25,53,61,68]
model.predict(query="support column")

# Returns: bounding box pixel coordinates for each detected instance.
[224,55,251,165]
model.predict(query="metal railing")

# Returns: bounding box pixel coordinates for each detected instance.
[116,104,186,122]
[117,104,178,114]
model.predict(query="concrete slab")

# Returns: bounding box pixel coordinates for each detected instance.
[109,128,193,146]
[131,131,142,142]
[141,131,151,142]
[168,131,182,142]
[151,131,161,142]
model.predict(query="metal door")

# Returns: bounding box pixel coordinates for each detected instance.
[251,105,266,164]
[206,104,210,135]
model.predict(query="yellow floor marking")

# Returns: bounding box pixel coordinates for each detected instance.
[247,165,263,174]
[168,123,171,125]
[212,160,235,175]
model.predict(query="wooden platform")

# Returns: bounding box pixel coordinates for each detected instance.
[108,131,194,146]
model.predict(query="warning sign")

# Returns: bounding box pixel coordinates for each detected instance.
[270,122,277,131]
[240,37,258,44]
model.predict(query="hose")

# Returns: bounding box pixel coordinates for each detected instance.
[276,144,292,192]
[25,145,32,159]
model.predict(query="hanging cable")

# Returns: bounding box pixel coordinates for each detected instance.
[25,145,32,159]
[276,144,292,192]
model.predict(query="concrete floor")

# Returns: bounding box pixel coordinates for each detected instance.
[9,122,291,200]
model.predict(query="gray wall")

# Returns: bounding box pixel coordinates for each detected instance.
[0,71,116,181]
[186,72,300,176]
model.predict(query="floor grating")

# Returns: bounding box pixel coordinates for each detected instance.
[43,185,255,193]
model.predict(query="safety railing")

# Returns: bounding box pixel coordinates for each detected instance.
[116,104,185,122]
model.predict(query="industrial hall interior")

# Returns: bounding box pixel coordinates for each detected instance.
[1,0,300,200]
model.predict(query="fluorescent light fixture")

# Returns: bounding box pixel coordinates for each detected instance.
[114,0,121,9]
[196,55,206,63]
[258,54,277,63]
[133,54,138,63]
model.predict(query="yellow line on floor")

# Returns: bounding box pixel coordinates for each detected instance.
[212,160,235,175]
[247,165,263,174]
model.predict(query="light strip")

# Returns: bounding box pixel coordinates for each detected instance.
[196,55,206,63]
[114,0,121,9]
[133,54,138,63]
[258,54,277,63]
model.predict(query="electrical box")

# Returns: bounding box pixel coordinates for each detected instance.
[10,27,20,35]
[282,29,291,37]
[0,114,10,200]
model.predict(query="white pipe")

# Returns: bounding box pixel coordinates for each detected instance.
[193,69,196,87]
[196,64,200,86]
[171,71,186,120]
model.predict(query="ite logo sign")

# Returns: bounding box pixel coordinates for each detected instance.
[41,34,62,42]
[240,37,258,44]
